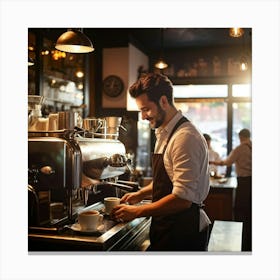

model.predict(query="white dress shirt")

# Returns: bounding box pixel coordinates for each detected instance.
[154,110,210,205]
[223,140,252,177]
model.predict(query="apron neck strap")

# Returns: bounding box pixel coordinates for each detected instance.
[162,116,189,154]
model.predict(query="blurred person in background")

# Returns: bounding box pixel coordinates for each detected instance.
[203,133,222,177]
[211,128,252,251]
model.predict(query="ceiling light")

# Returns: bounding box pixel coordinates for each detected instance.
[76,70,84,78]
[240,56,248,71]
[155,28,168,70]
[155,59,168,70]
[55,29,94,53]
[239,30,250,72]
[229,28,244,38]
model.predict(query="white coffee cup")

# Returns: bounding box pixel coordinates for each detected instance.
[104,197,121,215]
[78,210,103,231]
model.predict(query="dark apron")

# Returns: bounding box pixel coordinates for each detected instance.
[149,117,203,251]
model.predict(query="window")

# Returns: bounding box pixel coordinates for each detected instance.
[232,102,252,147]
[174,83,251,176]
[173,85,228,98]
[232,84,251,98]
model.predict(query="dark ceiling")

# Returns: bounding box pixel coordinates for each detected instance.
[32,28,251,55]
[125,28,251,50]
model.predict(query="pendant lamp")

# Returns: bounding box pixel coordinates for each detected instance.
[229,28,244,38]
[55,29,94,53]
[240,56,248,71]
[155,28,168,70]
[239,29,249,72]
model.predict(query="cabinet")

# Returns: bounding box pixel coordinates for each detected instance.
[204,177,237,222]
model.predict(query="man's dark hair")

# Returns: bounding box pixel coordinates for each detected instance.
[129,73,174,106]
[203,133,211,141]
[239,128,251,138]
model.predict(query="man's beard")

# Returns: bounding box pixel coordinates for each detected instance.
[150,105,166,129]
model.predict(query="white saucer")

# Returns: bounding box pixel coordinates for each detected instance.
[70,223,104,233]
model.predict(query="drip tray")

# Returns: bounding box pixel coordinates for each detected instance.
[28,201,151,251]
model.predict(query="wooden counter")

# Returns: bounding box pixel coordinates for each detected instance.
[204,177,237,222]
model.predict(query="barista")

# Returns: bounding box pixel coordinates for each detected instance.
[112,73,211,251]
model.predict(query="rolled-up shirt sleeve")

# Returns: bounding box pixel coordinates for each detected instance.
[164,127,209,203]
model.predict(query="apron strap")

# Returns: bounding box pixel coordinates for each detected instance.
[162,116,189,154]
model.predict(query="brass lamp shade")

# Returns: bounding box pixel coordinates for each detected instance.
[55,30,94,53]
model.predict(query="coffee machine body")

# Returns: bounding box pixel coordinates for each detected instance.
[28,132,128,228]
[28,136,82,226]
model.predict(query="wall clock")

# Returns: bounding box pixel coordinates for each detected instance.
[103,75,124,97]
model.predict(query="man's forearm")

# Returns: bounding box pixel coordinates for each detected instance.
[138,181,153,198]
[136,193,192,218]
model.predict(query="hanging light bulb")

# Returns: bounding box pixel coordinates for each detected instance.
[155,59,168,70]
[155,28,168,70]
[76,70,84,78]
[55,29,94,53]
[229,28,244,38]
[240,56,248,71]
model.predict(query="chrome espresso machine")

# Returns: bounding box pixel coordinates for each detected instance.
[28,97,150,251]
[28,108,134,230]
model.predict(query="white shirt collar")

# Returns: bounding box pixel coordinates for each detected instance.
[155,110,183,139]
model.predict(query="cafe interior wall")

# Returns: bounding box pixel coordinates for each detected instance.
[102,47,128,108]
[100,44,149,172]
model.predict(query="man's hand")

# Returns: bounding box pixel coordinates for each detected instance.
[111,204,140,222]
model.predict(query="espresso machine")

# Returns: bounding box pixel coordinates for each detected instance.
[28,103,135,231]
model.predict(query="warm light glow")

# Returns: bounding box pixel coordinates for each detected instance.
[240,62,248,71]
[41,50,49,55]
[229,28,244,38]
[155,59,168,69]
[51,50,66,60]
[76,71,84,78]
[55,44,94,53]
[77,83,83,90]
[28,57,34,66]
[240,57,248,71]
